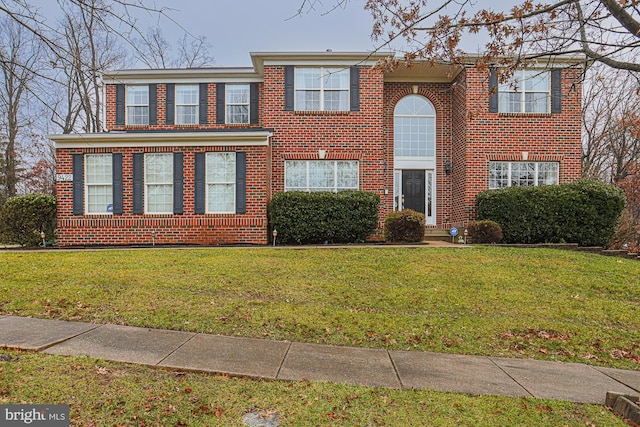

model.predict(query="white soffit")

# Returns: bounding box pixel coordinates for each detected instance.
[51,131,272,148]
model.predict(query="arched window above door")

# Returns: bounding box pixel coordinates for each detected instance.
[394,95,436,158]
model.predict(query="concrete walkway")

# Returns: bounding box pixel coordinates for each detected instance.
[1,315,638,405]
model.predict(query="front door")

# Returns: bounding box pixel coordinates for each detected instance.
[402,170,426,213]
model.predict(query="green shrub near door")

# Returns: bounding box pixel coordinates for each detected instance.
[269,191,380,244]
[476,180,625,246]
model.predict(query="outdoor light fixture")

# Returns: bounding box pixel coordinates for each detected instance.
[464,228,469,245]
[272,229,278,246]
[151,230,156,246]
[445,161,452,176]
[40,231,45,247]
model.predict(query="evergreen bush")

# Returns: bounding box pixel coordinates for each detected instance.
[383,209,425,243]
[0,193,57,246]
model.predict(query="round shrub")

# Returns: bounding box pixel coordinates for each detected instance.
[0,193,57,246]
[467,220,503,244]
[384,209,425,243]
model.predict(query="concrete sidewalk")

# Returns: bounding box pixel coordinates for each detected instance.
[1,315,638,405]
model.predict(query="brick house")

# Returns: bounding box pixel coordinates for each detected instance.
[51,51,583,246]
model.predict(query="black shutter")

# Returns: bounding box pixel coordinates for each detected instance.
[149,84,158,125]
[112,153,123,215]
[194,152,205,214]
[489,67,498,113]
[284,66,294,111]
[250,83,259,124]
[236,152,246,214]
[199,83,208,124]
[173,152,184,215]
[551,68,562,114]
[72,154,84,215]
[115,84,125,125]
[350,66,360,112]
[216,83,225,124]
[165,83,175,125]
[132,153,144,214]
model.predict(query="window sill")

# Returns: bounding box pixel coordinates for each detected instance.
[293,110,351,116]
[498,112,552,118]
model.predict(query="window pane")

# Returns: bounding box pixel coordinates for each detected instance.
[207,184,235,213]
[227,105,249,124]
[226,85,249,104]
[538,162,559,185]
[498,92,521,113]
[324,90,348,111]
[295,68,321,89]
[525,92,550,113]
[127,86,148,105]
[86,155,112,184]
[511,162,535,187]
[296,90,320,111]
[127,106,149,125]
[147,184,173,213]
[524,71,549,91]
[176,85,199,104]
[323,68,349,89]
[285,161,307,190]
[87,185,113,214]
[308,160,334,191]
[337,161,358,189]
[206,153,235,183]
[489,162,509,189]
[176,105,198,124]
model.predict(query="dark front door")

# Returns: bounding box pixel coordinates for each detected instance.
[402,170,425,214]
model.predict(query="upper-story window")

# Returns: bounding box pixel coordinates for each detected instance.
[226,84,250,124]
[295,67,349,111]
[176,84,199,124]
[498,70,550,114]
[394,95,436,158]
[126,86,149,125]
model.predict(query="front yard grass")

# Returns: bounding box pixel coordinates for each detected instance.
[1,246,639,370]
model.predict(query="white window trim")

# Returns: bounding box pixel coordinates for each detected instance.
[489,161,559,189]
[144,153,173,214]
[175,84,199,125]
[284,160,359,192]
[206,152,236,214]
[84,154,113,215]
[126,85,149,125]
[498,69,550,114]
[225,84,250,124]
[294,67,350,112]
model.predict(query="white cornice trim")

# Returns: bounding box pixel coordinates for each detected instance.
[51,131,272,148]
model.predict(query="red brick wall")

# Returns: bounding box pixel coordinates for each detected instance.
[383,81,454,227]
[262,66,390,231]
[461,66,583,220]
[56,146,269,246]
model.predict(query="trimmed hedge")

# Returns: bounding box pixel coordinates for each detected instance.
[467,220,503,244]
[0,193,57,246]
[383,209,425,243]
[476,180,625,246]
[269,191,380,244]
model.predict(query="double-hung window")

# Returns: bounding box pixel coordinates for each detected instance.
[206,152,235,213]
[295,68,349,111]
[489,161,559,189]
[176,84,199,124]
[85,154,113,214]
[498,70,550,113]
[126,85,149,125]
[285,160,359,192]
[226,84,249,124]
[145,153,173,213]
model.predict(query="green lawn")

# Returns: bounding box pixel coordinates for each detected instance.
[1,246,638,369]
[1,246,638,426]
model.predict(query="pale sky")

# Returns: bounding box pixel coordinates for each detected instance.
[153,1,379,66]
